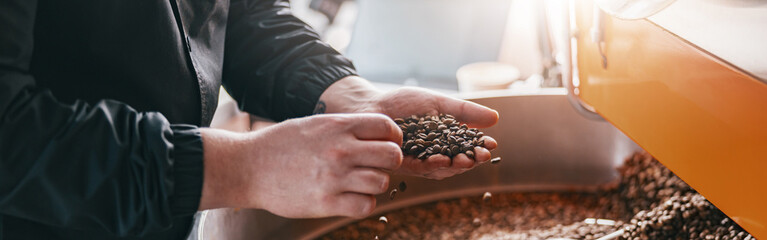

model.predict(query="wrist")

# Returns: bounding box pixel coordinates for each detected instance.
[198,128,249,210]
[316,76,382,114]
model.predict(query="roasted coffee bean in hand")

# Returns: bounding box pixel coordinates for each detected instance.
[394,114,488,160]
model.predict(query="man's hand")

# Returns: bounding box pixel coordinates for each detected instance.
[318,76,499,179]
[199,113,403,218]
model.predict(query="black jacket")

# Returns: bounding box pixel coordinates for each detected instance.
[0,0,356,239]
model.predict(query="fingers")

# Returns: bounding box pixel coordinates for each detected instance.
[349,113,403,145]
[342,168,390,195]
[479,136,498,150]
[451,153,475,169]
[352,141,403,170]
[434,95,499,128]
[333,192,377,218]
[473,146,492,164]
[401,154,451,175]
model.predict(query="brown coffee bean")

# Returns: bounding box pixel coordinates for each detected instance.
[432,145,442,153]
[425,132,437,140]
[417,133,427,139]
[472,218,482,227]
[441,147,451,156]
[450,145,460,155]
[466,131,476,137]
[465,150,474,158]
[403,141,415,150]
[406,123,417,131]
[424,147,434,154]
[389,188,398,200]
[395,114,494,163]
[490,157,501,164]
[425,121,437,131]
[408,145,419,153]
[456,129,465,135]
[482,192,492,201]
[398,181,407,192]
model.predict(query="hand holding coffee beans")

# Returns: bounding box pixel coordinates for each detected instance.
[394,114,488,160]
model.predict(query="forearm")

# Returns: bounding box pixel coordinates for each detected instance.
[315,76,382,114]
[223,0,357,121]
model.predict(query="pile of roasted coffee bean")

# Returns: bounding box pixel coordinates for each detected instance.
[394,114,485,160]
[321,152,754,239]
[615,152,692,214]
[616,152,753,240]
[320,192,629,240]
[622,192,752,239]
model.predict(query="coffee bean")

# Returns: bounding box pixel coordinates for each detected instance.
[432,145,442,153]
[389,189,398,200]
[482,192,492,202]
[398,181,407,192]
[466,131,476,137]
[409,145,419,153]
[425,121,437,131]
[395,114,493,161]
[490,157,501,164]
[472,218,482,227]
[417,133,427,139]
[378,216,388,224]
[465,150,474,158]
[450,145,460,156]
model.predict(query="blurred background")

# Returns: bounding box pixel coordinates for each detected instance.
[289,0,569,93]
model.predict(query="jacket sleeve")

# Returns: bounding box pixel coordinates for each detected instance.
[0,0,203,237]
[223,0,357,121]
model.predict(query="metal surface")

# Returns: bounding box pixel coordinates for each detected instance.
[193,92,642,240]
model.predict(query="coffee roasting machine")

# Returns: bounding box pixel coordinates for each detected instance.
[193,0,767,239]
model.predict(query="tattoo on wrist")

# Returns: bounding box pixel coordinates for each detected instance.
[313,100,326,114]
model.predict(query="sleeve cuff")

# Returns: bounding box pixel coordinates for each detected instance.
[168,125,204,216]
[282,54,358,120]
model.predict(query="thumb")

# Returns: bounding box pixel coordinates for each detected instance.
[436,95,499,128]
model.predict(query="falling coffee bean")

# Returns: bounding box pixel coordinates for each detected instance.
[482,192,492,202]
[389,188,398,200]
[378,216,388,224]
[490,157,501,164]
[398,181,407,192]
[472,218,482,227]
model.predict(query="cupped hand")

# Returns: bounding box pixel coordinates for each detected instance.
[360,87,499,179]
